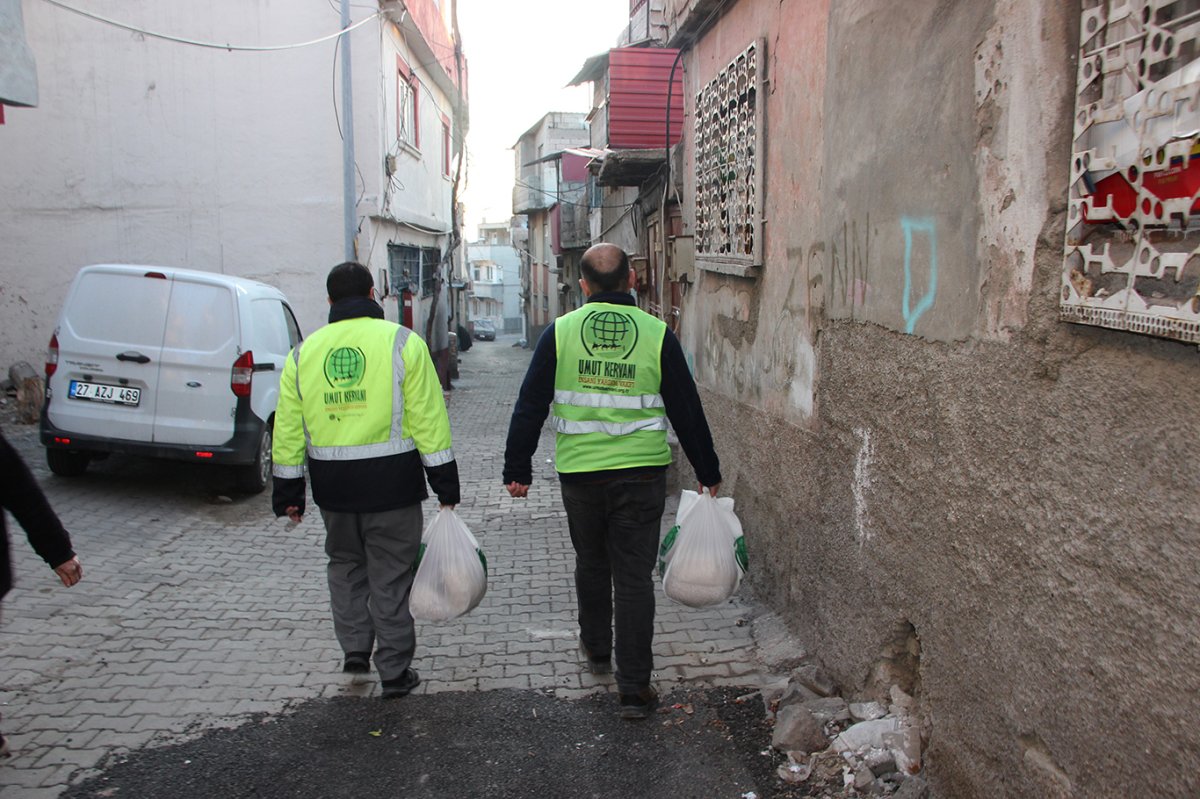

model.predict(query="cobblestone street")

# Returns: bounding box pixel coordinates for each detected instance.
[0,333,774,797]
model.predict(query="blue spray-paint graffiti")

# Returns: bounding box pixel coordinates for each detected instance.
[901,217,938,334]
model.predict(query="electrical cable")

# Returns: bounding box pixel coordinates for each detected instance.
[41,0,380,51]
[512,177,641,211]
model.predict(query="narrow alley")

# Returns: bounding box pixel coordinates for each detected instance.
[0,334,839,798]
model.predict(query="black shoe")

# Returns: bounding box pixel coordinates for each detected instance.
[343,652,371,674]
[579,638,612,675]
[381,668,421,700]
[619,686,659,720]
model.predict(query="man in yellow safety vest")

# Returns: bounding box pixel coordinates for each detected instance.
[272,262,459,700]
[503,243,721,720]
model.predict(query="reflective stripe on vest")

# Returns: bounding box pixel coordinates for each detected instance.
[552,416,669,436]
[553,389,664,410]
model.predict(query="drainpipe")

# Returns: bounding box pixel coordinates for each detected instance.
[340,0,356,261]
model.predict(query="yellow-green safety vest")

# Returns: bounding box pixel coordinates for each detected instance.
[553,302,670,474]
[272,317,453,476]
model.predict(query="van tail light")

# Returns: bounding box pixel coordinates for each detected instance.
[46,333,59,377]
[231,351,254,397]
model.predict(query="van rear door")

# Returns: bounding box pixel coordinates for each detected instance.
[152,276,240,446]
[47,267,170,443]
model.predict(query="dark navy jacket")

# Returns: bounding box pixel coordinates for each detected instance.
[1,427,75,600]
[503,291,721,487]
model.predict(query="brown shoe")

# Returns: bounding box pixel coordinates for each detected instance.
[618,686,659,720]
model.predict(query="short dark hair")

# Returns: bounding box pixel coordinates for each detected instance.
[580,244,630,293]
[327,262,374,302]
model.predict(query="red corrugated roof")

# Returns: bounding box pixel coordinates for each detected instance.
[606,48,683,150]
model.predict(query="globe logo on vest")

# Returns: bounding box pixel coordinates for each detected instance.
[581,310,639,360]
[323,347,366,388]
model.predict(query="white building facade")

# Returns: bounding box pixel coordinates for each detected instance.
[0,0,465,367]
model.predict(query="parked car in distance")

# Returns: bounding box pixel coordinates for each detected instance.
[40,265,303,493]
[473,319,496,341]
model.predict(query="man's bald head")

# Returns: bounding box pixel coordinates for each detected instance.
[580,243,631,294]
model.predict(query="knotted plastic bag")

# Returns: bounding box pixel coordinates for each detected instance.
[659,490,748,608]
[410,508,488,621]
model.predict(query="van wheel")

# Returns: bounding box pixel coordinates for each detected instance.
[47,449,90,477]
[234,425,272,494]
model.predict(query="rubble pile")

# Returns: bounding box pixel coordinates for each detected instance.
[753,665,930,798]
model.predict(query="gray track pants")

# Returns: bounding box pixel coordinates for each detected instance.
[320,505,423,682]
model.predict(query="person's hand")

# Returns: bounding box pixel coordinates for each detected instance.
[439,503,456,511]
[285,506,303,524]
[698,483,720,497]
[506,482,529,498]
[54,556,82,587]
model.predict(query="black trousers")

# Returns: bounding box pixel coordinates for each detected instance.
[560,471,666,694]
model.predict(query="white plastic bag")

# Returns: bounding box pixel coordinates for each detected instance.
[659,490,748,608]
[410,508,488,621]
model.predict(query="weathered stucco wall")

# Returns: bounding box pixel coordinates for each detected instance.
[678,0,1200,796]
[679,0,828,424]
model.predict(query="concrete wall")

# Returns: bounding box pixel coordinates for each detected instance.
[672,0,1200,796]
[0,1,457,365]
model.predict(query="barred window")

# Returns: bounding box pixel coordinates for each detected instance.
[388,245,442,298]
[694,41,764,277]
[388,244,421,295]
[421,247,441,298]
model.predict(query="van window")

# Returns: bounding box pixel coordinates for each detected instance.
[67,271,170,345]
[163,281,236,353]
[283,304,302,347]
[252,299,291,355]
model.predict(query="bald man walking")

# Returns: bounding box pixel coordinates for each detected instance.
[503,243,721,720]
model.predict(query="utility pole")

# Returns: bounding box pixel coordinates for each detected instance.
[340,0,356,261]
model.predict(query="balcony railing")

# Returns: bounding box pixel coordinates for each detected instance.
[559,184,592,250]
[513,173,555,214]
[469,281,505,301]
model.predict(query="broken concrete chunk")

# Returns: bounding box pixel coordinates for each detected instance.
[771,703,830,754]
[864,745,898,776]
[757,677,790,715]
[792,664,839,697]
[849,701,888,721]
[893,775,931,799]
[777,680,821,710]
[776,754,812,784]
[883,725,923,774]
[832,717,902,754]
[802,696,850,722]
[854,764,875,789]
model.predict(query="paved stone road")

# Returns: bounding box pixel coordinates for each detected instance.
[0,333,773,798]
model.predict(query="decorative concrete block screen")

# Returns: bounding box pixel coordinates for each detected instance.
[1063,1,1200,344]
[694,40,764,277]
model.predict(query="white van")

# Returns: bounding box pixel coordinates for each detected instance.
[40,265,303,493]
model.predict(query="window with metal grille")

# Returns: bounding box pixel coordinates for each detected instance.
[421,247,441,298]
[389,244,442,298]
[1063,2,1200,344]
[693,40,764,277]
[388,244,421,295]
